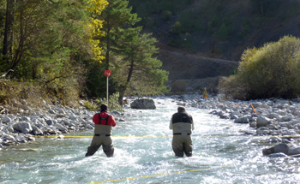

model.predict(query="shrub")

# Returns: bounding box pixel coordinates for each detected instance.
[170,21,182,35]
[84,93,123,112]
[219,36,300,100]
[162,10,172,21]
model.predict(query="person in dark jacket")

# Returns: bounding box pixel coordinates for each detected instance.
[85,104,117,157]
[169,106,194,157]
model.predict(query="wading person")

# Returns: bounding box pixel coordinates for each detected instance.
[85,104,116,157]
[169,106,194,157]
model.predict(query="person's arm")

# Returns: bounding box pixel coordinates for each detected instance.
[110,115,117,127]
[92,114,98,124]
[169,116,173,130]
[191,116,194,130]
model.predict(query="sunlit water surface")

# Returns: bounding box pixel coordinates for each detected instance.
[1,97,300,184]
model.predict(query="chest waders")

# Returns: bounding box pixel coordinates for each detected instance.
[85,113,114,157]
[172,112,193,157]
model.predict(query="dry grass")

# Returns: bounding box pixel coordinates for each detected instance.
[0,80,81,113]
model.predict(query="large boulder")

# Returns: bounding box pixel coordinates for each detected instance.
[13,122,33,134]
[130,99,156,109]
[256,116,271,128]
[262,143,290,156]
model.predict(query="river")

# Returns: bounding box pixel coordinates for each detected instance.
[0,97,299,184]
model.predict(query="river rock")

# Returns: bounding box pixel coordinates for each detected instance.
[287,147,300,155]
[262,143,290,155]
[281,114,293,122]
[130,98,156,109]
[2,116,11,124]
[56,123,68,133]
[234,116,250,124]
[13,122,33,134]
[256,116,271,128]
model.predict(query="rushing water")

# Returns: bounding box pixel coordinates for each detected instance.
[1,97,300,184]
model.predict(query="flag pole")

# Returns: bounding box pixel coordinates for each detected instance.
[107,76,109,107]
[104,70,111,108]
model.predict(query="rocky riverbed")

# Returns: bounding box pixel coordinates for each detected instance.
[0,100,125,150]
[1,95,300,156]
[174,94,300,156]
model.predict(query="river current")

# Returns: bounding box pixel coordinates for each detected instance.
[0,97,300,184]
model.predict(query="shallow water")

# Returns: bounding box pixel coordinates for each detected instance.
[1,97,300,184]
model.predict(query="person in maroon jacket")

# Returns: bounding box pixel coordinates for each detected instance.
[85,104,117,157]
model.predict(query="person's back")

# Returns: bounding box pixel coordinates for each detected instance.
[85,104,116,157]
[170,106,194,157]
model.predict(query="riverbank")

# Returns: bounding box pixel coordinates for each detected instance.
[0,100,125,150]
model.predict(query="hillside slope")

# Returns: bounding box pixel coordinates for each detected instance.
[157,44,238,94]
[129,0,300,94]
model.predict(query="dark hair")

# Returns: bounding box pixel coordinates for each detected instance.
[100,104,107,112]
[177,106,185,112]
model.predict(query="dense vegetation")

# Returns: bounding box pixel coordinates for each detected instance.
[0,0,169,109]
[219,36,300,100]
[129,0,300,60]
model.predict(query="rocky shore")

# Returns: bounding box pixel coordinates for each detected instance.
[0,101,125,150]
[173,94,300,156]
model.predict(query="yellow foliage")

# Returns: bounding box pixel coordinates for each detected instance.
[87,0,109,14]
[86,0,108,62]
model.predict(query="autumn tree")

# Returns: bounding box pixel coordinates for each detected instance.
[93,0,168,103]
[0,0,109,103]
[85,0,140,97]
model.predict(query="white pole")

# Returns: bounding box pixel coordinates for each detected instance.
[107,76,109,107]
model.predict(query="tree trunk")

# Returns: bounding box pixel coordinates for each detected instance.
[2,0,15,65]
[118,50,135,105]
[118,86,126,106]
[127,51,134,83]
[11,1,25,70]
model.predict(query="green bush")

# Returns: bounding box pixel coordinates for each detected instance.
[84,93,123,112]
[219,36,300,100]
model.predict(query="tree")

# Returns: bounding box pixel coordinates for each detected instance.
[85,0,169,102]
[100,0,140,70]
[114,27,169,104]
[2,0,15,70]
[85,0,140,98]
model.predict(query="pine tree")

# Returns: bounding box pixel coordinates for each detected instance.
[100,0,140,70]
[114,27,169,104]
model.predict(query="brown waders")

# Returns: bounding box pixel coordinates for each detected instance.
[172,133,193,157]
[86,124,114,157]
[85,134,114,157]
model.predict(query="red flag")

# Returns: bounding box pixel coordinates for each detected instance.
[104,70,111,77]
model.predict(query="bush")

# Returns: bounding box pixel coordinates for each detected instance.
[83,93,123,112]
[219,36,300,100]
[162,10,172,21]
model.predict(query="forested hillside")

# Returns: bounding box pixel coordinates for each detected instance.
[129,0,300,61]
[0,0,168,109]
